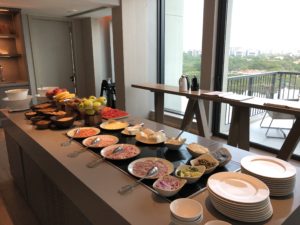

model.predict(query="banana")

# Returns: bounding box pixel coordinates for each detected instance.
[54,91,69,100]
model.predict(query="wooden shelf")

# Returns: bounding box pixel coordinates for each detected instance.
[0,34,16,39]
[0,54,21,58]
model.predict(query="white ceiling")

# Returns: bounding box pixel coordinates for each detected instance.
[0,0,119,17]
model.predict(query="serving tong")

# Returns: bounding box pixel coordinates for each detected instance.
[61,128,80,147]
[86,144,124,168]
[67,137,100,158]
[118,166,159,194]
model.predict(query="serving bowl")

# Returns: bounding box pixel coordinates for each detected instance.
[187,143,209,157]
[2,95,32,111]
[170,198,203,222]
[35,120,51,129]
[175,165,205,184]
[165,137,186,150]
[37,87,58,96]
[50,115,75,129]
[30,115,46,125]
[5,89,29,100]
[24,111,37,120]
[190,153,219,174]
[153,175,186,197]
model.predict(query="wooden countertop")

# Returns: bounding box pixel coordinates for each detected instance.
[132,83,300,117]
[1,110,300,225]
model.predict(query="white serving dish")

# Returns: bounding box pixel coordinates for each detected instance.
[165,137,186,150]
[153,175,186,197]
[175,164,205,184]
[37,86,58,96]
[5,88,29,100]
[2,95,32,111]
[170,198,203,222]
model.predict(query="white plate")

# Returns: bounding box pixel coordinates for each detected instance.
[241,155,296,179]
[100,120,129,130]
[207,172,270,204]
[101,144,140,160]
[66,127,100,138]
[82,135,119,148]
[128,157,174,179]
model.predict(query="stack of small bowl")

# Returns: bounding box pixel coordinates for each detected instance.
[169,198,203,225]
[2,89,32,111]
[241,155,296,196]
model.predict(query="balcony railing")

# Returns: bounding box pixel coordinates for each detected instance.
[224,71,300,124]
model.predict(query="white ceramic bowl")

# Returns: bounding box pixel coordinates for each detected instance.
[190,153,219,174]
[187,143,209,157]
[170,198,203,222]
[165,137,186,150]
[5,89,29,100]
[175,165,206,184]
[153,175,186,197]
[2,95,32,111]
[37,86,58,96]
[204,220,232,225]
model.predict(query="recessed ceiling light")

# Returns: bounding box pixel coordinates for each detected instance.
[67,9,79,13]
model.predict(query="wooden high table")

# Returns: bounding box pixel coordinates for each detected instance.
[1,110,300,225]
[132,83,300,160]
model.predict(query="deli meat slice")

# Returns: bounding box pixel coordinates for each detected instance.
[132,159,169,178]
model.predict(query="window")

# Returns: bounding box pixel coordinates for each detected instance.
[215,0,300,156]
[160,0,204,114]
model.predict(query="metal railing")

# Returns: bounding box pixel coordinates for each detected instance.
[225,71,300,124]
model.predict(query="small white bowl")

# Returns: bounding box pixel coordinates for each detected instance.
[170,198,203,222]
[187,143,209,157]
[170,213,203,225]
[175,165,205,184]
[153,175,186,197]
[37,86,58,96]
[165,137,186,150]
[5,89,28,100]
[190,154,219,174]
[204,220,232,225]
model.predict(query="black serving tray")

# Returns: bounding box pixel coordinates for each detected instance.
[74,127,240,202]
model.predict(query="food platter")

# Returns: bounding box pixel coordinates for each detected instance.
[128,157,174,179]
[101,107,129,120]
[135,132,166,144]
[100,120,129,130]
[121,124,143,136]
[101,144,141,160]
[82,135,119,148]
[67,127,100,138]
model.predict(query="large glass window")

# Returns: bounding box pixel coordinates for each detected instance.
[218,0,300,155]
[163,0,204,113]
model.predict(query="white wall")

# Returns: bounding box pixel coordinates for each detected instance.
[119,0,156,118]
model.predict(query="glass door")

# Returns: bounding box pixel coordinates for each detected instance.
[217,0,300,156]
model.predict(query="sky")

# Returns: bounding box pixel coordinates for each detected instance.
[183,0,300,53]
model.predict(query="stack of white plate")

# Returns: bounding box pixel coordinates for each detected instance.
[207,172,273,223]
[241,155,296,197]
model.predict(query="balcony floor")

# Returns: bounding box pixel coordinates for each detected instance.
[249,115,300,156]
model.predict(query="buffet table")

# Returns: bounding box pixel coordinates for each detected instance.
[132,83,300,160]
[1,109,300,225]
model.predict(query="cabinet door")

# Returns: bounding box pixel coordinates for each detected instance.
[22,151,92,225]
[5,131,27,199]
